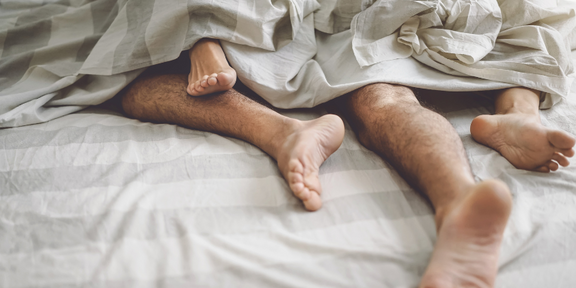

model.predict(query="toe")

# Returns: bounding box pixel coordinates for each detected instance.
[303,173,322,196]
[290,170,304,185]
[286,159,323,211]
[217,69,237,87]
[207,77,218,86]
[535,165,551,173]
[201,79,209,88]
[289,172,309,200]
[187,84,195,95]
[303,191,322,211]
[548,130,576,149]
[552,152,570,167]
[560,148,575,158]
[287,159,309,199]
[546,160,559,171]
[292,184,310,201]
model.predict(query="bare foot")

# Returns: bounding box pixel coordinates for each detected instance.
[470,114,576,172]
[188,38,237,96]
[420,180,512,288]
[276,115,345,211]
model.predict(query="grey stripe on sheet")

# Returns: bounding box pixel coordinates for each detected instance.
[0,18,53,88]
[0,190,429,253]
[0,124,210,149]
[91,0,120,34]
[8,220,576,288]
[12,3,68,27]
[75,35,100,62]
[111,0,154,74]
[73,0,120,62]
[0,153,273,193]
[186,0,238,45]
[42,251,429,288]
[0,148,390,194]
[9,249,430,288]
[0,53,34,90]
[2,4,65,58]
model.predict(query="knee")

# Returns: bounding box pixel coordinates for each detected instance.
[350,83,419,112]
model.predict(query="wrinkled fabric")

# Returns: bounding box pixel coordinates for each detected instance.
[1,0,575,128]
[226,0,576,109]
[343,0,575,103]
[0,0,317,127]
[3,72,576,287]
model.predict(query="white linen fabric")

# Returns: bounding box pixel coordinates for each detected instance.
[2,1,576,286]
[228,0,576,109]
[2,54,576,288]
[0,0,317,127]
[1,0,575,127]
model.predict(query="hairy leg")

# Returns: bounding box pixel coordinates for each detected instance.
[471,88,576,172]
[122,74,344,211]
[187,38,237,96]
[341,84,512,288]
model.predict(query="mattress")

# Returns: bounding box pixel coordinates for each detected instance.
[2,80,576,287]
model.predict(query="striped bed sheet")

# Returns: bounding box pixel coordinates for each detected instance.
[2,0,575,127]
[2,0,576,287]
[2,82,576,287]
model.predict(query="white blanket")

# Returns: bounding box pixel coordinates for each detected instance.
[0,0,316,127]
[228,0,576,108]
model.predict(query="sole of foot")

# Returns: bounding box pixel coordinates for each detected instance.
[419,179,512,288]
[470,114,575,172]
[277,114,345,211]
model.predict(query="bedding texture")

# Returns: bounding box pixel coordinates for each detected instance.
[1,0,575,127]
[2,67,576,288]
[0,0,317,127]
[2,0,576,287]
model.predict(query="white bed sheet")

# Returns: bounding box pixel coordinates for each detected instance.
[1,78,576,287]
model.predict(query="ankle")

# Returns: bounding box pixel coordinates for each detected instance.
[265,117,303,159]
[497,105,539,116]
[495,88,540,115]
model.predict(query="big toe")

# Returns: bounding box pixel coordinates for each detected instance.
[187,84,195,95]
[548,129,576,150]
[303,191,322,211]
[217,69,236,88]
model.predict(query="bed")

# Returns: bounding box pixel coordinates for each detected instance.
[2,1,576,287]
